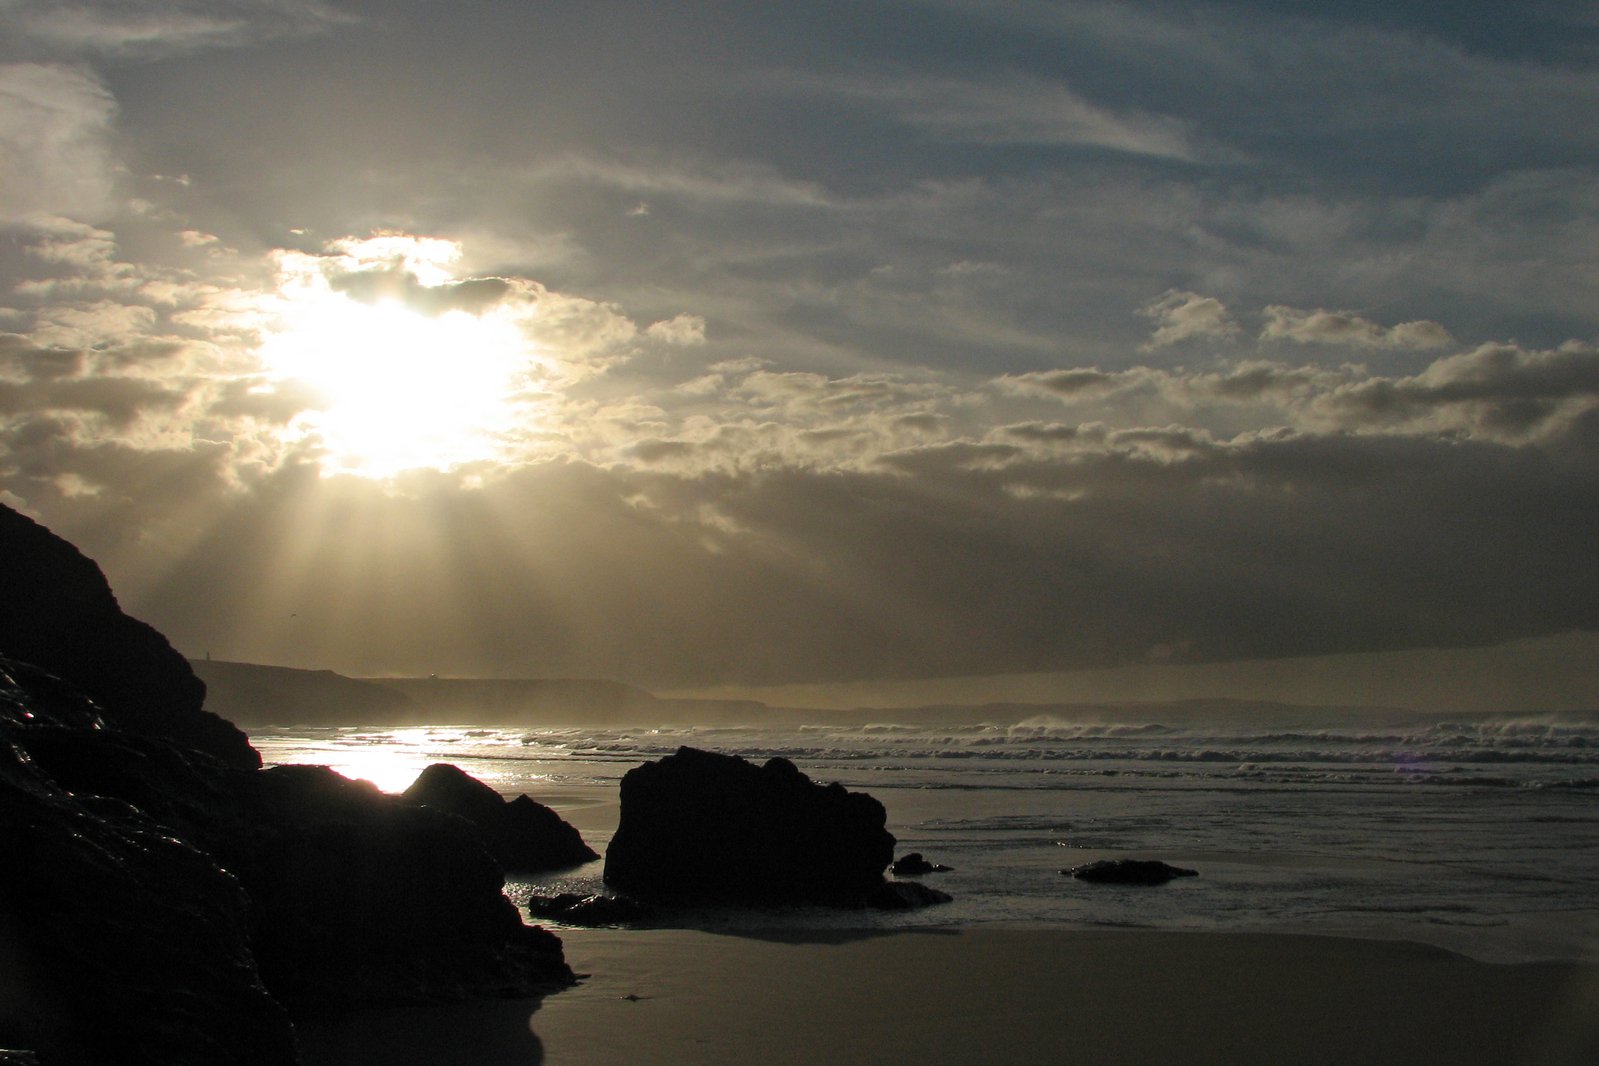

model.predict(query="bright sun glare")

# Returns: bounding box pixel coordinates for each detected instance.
[256,239,535,477]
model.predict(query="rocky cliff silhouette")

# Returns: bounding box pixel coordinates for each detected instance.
[0,504,584,1065]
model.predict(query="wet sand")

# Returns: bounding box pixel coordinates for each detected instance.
[298,926,1599,1066]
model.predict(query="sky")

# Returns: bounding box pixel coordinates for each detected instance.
[2,0,1596,708]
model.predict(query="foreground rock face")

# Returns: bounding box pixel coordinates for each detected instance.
[0,504,577,1064]
[1066,859,1199,885]
[402,763,599,872]
[0,658,297,1066]
[235,765,573,1009]
[604,746,897,906]
[0,505,256,769]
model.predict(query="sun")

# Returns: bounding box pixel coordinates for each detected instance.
[255,238,538,477]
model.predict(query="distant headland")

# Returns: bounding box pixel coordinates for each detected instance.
[188,656,1588,732]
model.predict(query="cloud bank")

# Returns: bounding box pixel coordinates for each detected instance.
[2,224,1594,685]
[1,2,1595,691]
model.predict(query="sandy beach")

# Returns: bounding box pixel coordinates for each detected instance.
[298,926,1599,1065]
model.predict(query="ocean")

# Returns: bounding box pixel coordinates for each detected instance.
[249,712,1599,965]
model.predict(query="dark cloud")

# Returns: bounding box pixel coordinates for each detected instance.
[329,266,512,317]
[998,421,1106,445]
[0,374,187,427]
[1261,306,1453,350]
[40,417,1582,688]
[1194,362,1331,402]
[1317,342,1599,437]
[627,438,697,465]
[0,335,87,380]
[996,369,1128,398]
[206,375,325,422]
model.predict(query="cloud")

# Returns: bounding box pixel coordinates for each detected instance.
[995,368,1129,400]
[1138,290,1240,349]
[993,339,1599,447]
[23,219,120,269]
[29,302,158,349]
[0,64,118,223]
[53,418,1592,688]
[262,235,646,382]
[0,374,187,427]
[1187,360,1346,403]
[5,1,353,58]
[787,71,1196,160]
[1261,305,1454,349]
[3,209,1594,686]
[645,313,707,346]
[541,155,834,210]
[1316,341,1599,439]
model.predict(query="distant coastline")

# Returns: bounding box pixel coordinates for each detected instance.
[192,657,1596,731]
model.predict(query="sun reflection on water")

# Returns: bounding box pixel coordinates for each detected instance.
[254,726,528,794]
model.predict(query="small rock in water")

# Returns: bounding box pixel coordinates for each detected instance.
[867,880,954,910]
[892,852,952,876]
[1065,859,1199,885]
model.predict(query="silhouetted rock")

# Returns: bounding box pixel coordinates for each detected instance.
[1,660,578,1062]
[1066,859,1199,884]
[234,765,573,1009]
[868,881,955,909]
[0,659,297,1066]
[892,852,952,876]
[525,893,655,926]
[0,505,577,1063]
[402,762,598,872]
[604,746,897,906]
[0,505,256,769]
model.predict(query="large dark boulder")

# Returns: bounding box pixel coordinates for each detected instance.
[604,746,896,906]
[0,505,256,769]
[233,765,572,1009]
[0,506,578,1063]
[0,660,297,1066]
[402,763,598,872]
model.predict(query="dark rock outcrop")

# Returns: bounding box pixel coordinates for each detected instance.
[0,658,297,1066]
[0,664,579,1063]
[603,746,897,906]
[0,504,577,1064]
[402,762,599,872]
[525,892,655,927]
[1066,859,1199,885]
[0,505,256,769]
[233,764,573,1010]
[892,852,952,876]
